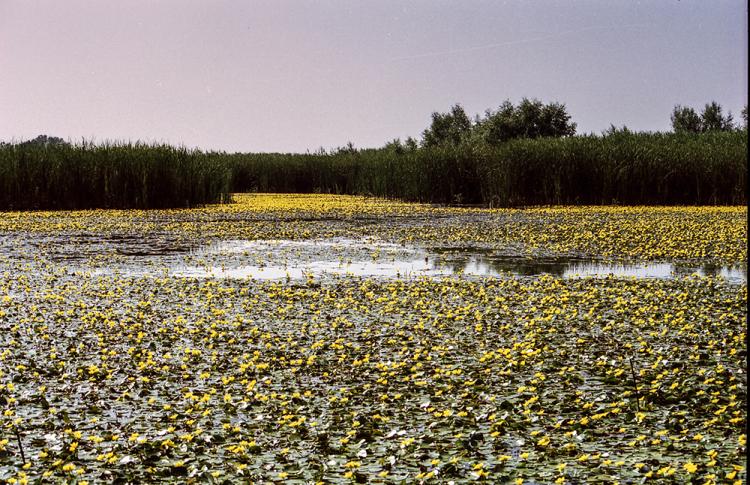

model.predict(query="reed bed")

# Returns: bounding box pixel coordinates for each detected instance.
[0,131,745,209]
[0,142,231,210]
[230,131,747,206]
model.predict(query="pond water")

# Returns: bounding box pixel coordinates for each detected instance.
[96,238,747,284]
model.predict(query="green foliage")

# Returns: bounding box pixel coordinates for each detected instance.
[229,131,746,206]
[671,101,738,133]
[0,115,746,210]
[472,131,747,206]
[19,134,70,147]
[700,101,734,132]
[421,104,473,148]
[0,141,231,210]
[476,98,576,145]
[671,106,702,133]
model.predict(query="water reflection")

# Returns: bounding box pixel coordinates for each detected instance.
[445,254,746,283]
[163,240,746,284]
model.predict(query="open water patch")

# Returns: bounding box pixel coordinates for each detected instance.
[151,239,747,283]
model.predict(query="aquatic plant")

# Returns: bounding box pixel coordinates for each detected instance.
[229,131,747,206]
[0,194,745,264]
[0,271,745,483]
[0,194,746,483]
[0,130,745,209]
[0,141,231,210]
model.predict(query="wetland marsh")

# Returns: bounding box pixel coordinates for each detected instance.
[0,194,746,483]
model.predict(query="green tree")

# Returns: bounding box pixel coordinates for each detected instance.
[539,101,577,137]
[700,101,734,132]
[515,98,544,137]
[476,98,575,146]
[21,134,69,147]
[671,105,702,133]
[421,104,473,147]
[476,100,518,144]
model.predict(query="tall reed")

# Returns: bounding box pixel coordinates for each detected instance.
[0,131,745,210]
[229,131,747,206]
[0,141,231,210]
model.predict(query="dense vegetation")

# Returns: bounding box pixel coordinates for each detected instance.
[0,141,230,210]
[671,101,745,133]
[0,196,746,483]
[0,100,746,209]
[230,131,747,206]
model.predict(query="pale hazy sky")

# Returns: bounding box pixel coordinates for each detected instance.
[1,1,747,153]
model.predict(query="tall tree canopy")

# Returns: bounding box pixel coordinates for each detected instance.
[671,101,737,133]
[476,98,576,145]
[421,104,473,148]
[420,99,576,148]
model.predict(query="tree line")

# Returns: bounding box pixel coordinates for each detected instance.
[384,98,746,152]
[671,102,747,134]
[384,98,578,152]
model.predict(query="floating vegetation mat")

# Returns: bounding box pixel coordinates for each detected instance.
[0,194,746,483]
[0,194,746,264]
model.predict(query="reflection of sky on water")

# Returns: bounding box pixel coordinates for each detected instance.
[459,256,746,283]
[162,239,747,284]
[174,260,436,280]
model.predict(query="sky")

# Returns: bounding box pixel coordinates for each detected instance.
[1,0,747,153]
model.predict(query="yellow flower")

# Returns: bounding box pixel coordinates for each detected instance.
[684,462,698,473]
